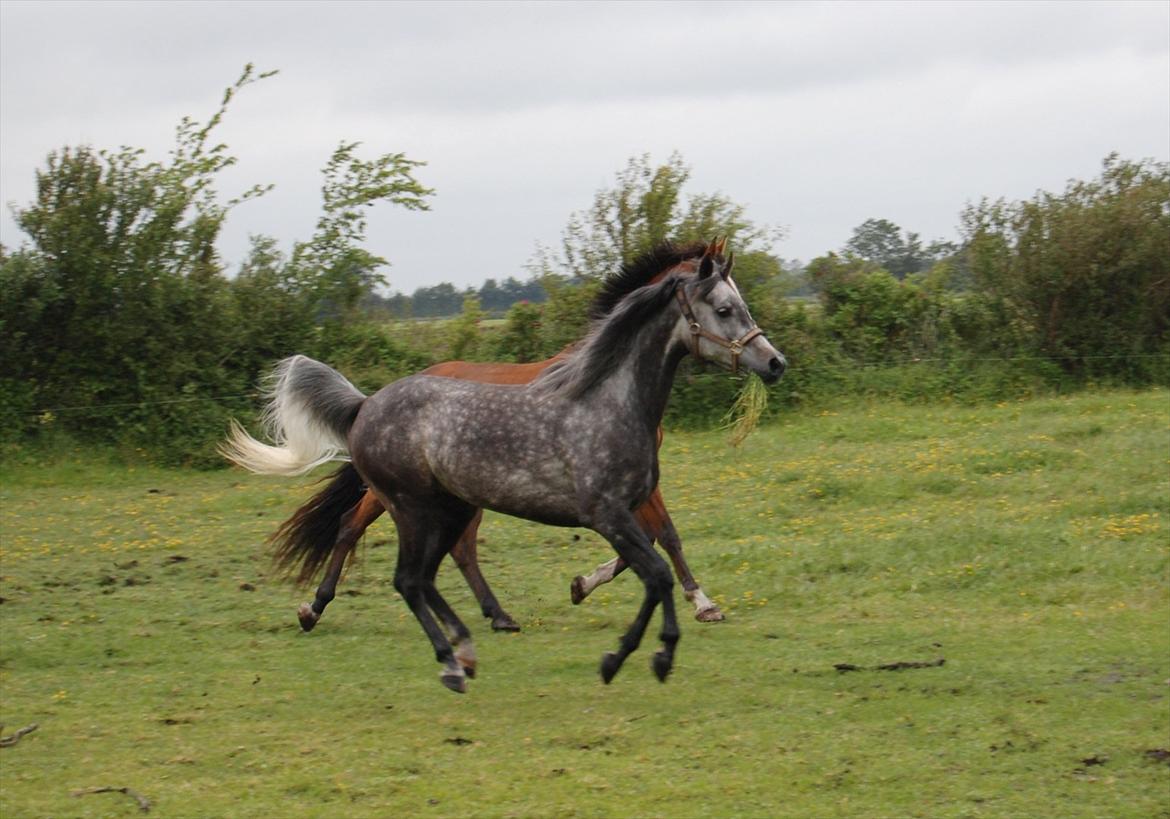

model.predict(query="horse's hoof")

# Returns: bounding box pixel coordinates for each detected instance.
[570,576,587,605]
[297,603,320,632]
[454,643,478,678]
[600,651,622,684]
[441,673,468,694]
[695,606,724,623]
[651,651,673,682]
[490,614,522,632]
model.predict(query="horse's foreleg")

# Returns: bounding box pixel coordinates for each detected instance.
[299,491,385,632]
[449,510,521,632]
[593,513,678,684]
[637,489,724,623]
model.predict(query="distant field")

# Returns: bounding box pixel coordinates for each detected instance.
[1,390,1167,818]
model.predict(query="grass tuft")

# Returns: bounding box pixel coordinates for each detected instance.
[720,373,769,446]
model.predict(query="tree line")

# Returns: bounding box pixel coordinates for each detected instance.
[2,68,1166,464]
[365,275,547,320]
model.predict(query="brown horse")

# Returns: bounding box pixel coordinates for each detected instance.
[282,243,726,634]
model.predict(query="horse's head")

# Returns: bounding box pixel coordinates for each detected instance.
[673,239,787,383]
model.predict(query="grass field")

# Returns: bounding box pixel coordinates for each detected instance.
[1,389,1168,818]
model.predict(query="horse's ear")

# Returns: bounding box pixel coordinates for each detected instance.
[715,236,728,256]
[722,250,735,280]
[698,253,715,279]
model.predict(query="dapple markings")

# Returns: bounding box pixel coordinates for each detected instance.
[224,240,784,690]
[276,243,726,635]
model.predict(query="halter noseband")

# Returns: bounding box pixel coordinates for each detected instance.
[674,285,764,375]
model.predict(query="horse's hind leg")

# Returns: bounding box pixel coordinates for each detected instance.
[298,491,384,631]
[419,530,481,677]
[422,584,478,678]
[638,489,723,623]
[391,501,480,693]
[449,510,521,632]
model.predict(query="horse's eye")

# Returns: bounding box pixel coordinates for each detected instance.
[716,306,732,318]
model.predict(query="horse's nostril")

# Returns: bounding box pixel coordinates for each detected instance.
[769,356,786,375]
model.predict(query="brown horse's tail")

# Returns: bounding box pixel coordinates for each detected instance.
[269,464,366,585]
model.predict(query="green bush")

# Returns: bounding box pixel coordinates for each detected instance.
[494,301,544,363]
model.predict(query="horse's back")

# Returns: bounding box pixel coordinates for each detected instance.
[423,358,556,385]
[348,375,581,525]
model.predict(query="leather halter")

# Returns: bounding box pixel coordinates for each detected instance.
[674,285,764,375]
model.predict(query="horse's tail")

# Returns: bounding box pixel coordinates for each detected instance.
[270,463,367,585]
[220,355,366,476]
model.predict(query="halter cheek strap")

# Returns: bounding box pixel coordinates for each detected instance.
[674,287,764,375]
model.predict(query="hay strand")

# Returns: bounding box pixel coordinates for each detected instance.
[720,373,769,447]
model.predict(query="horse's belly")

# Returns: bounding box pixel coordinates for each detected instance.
[434,455,581,527]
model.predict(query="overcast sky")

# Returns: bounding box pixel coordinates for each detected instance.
[2,0,1167,291]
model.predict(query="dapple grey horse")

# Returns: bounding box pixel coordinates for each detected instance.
[222,243,784,691]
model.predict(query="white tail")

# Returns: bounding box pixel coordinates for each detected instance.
[219,356,366,476]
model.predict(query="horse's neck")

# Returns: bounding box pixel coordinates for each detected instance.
[593,313,686,433]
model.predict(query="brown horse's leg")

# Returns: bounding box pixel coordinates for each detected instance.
[449,510,521,632]
[570,556,628,604]
[640,488,724,622]
[298,491,384,631]
[570,488,723,622]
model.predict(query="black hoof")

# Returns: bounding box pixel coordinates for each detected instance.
[490,614,521,632]
[570,576,587,605]
[441,673,467,693]
[652,651,672,682]
[600,651,623,684]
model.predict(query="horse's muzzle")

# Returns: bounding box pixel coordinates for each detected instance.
[760,354,786,384]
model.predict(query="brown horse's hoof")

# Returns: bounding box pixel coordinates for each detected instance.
[441,673,468,693]
[570,576,587,605]
[695,605,725,623]
[297,603,320,632]
[651,650,672,682]
[490,614,522,632]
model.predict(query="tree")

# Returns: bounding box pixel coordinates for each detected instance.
[842,218,951,280]
[410,282,464,317]
[535,152,781,280]
[961,154,1170,375]
[448,294,485,360]
[290,141,434,320]
[495,300,543,362]
[0,64,438,457]
[1,65,276,443]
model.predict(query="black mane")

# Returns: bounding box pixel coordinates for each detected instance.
[590,240,707,320]
[536,274,685,399]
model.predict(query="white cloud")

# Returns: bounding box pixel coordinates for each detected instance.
[2,0,1167,289]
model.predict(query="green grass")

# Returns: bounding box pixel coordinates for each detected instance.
[1,390,1168,818]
